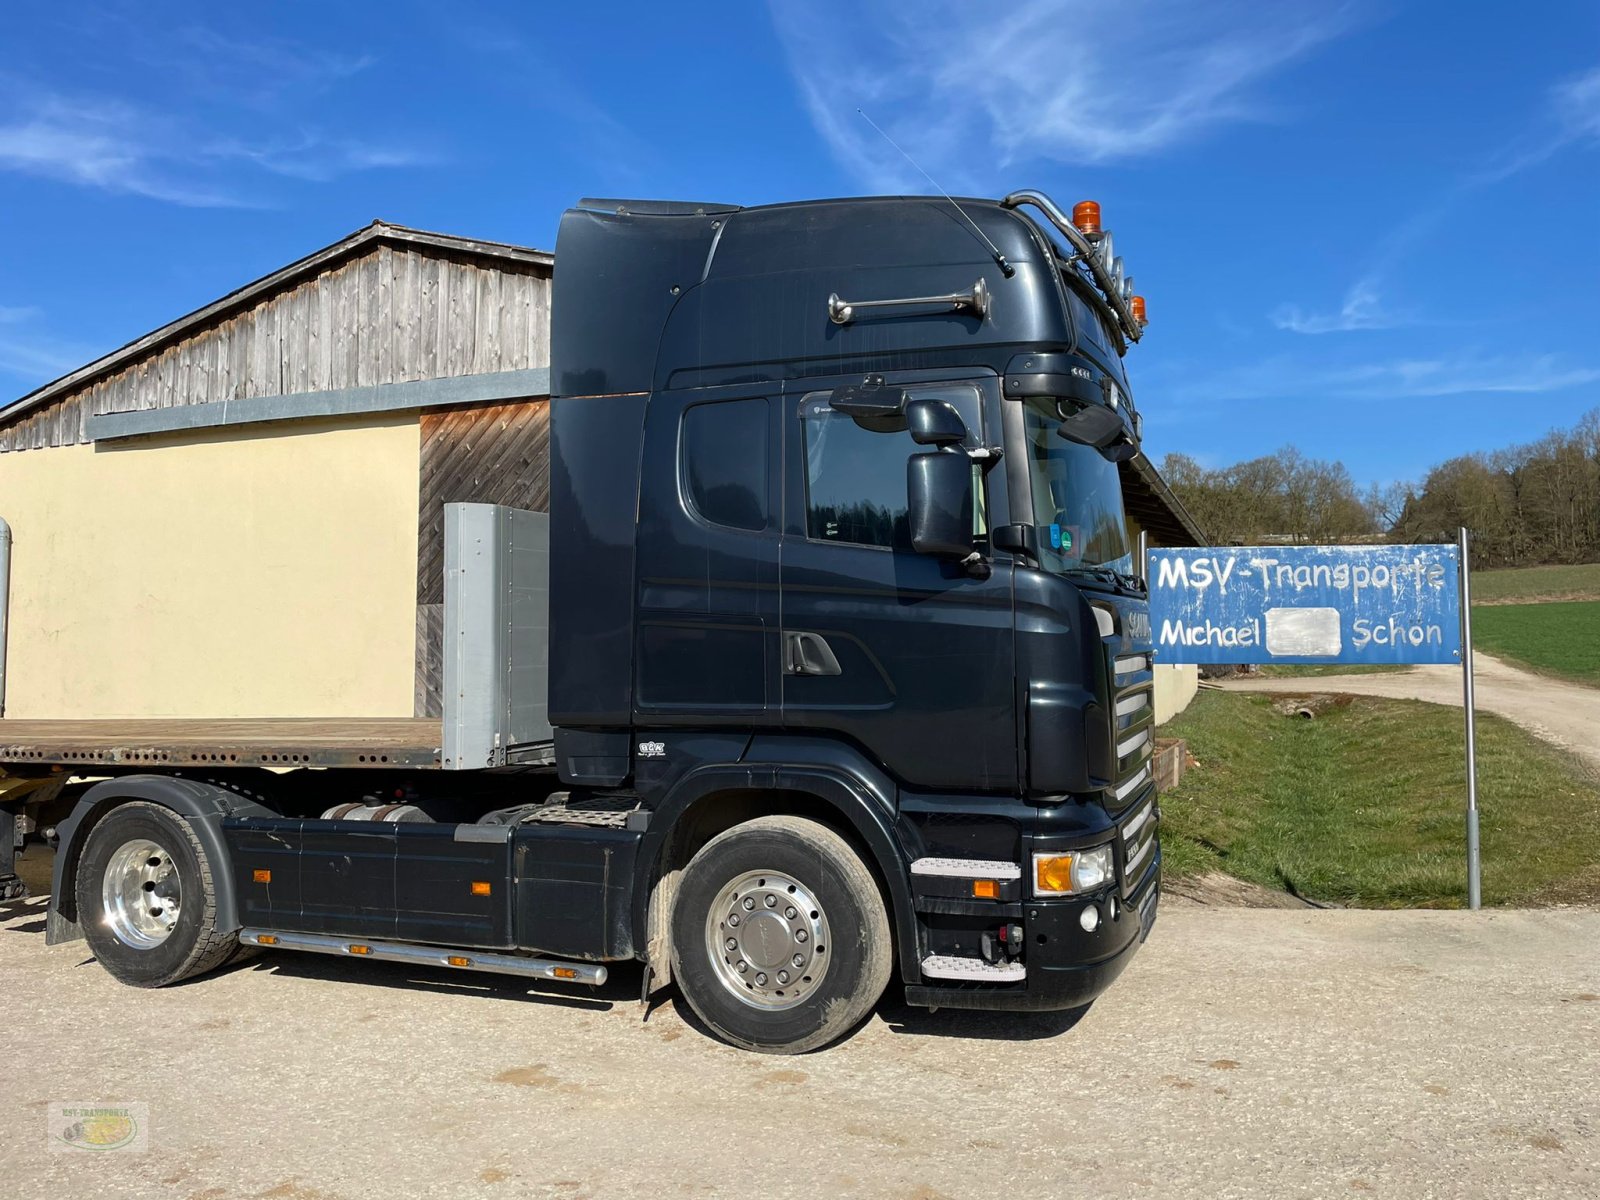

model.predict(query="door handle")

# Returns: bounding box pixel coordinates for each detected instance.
[783,631,842,676]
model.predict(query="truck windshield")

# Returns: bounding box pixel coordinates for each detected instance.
[1021,398,1134,576]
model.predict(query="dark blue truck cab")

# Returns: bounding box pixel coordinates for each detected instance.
[544,191,1159,1046]
[39,190,1159,1054]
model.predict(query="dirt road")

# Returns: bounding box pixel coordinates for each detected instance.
[1,855,1595,1199]
[1223,651,1600,774]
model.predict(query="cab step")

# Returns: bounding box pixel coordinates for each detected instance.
[240,929,608,985]
[909,857,1021,880]
[920,954,1026,983]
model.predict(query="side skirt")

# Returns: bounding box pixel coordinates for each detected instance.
[240,929,608,985]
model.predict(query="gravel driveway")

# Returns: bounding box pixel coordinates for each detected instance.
[1,849,1595,1199]
[1223,651,1600,774]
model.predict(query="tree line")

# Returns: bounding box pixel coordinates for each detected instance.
[1159,408,1600,567]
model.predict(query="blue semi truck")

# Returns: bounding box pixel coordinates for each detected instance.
[4,190,1159,1053]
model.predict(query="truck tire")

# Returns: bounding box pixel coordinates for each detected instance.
[670,815,892,1053]
[74,801,239,988]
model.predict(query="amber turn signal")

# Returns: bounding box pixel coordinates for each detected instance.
[972,879,1000,900]
[470,881,492,896]
[252,869,271,883]
[1035,855,1077,895]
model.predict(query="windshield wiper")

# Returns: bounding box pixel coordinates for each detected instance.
[1062,564,1146,593]
[1061,565,1121,586]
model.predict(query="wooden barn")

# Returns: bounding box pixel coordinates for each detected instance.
[0,222,553,722]
[0,218,1202,727]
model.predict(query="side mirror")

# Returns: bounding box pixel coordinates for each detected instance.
[1058,403,1139,462]
[907,450,974,559]
[906,398,968,447]
[1102,437,1139,463]
[830,376,908,432]
[1057,403,1124,449]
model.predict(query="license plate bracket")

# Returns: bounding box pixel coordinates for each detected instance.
[1137,887,1159,941]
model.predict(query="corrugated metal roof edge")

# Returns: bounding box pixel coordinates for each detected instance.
[1122,452,1208,547]
[0,221,553,427]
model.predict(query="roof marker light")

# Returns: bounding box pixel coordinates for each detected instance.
[1072,200,1101,235]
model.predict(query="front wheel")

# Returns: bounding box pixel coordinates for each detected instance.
[75,801,239,987]
[670,815,892,1053]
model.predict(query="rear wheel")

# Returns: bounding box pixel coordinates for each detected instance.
[670,815,892,1053]
[75,801,238,987]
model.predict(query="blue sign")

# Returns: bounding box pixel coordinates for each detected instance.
[1147,544,1462,665]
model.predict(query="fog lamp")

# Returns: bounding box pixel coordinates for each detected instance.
[1033,845,1115,896]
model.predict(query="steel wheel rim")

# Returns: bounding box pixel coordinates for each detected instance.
[704,869,832,1010]
[101,838,182,949]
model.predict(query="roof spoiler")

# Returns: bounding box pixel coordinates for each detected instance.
[576,198,741,217]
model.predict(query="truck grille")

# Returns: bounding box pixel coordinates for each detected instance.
[1108,652,1155,814]
[1119,792,1159,898]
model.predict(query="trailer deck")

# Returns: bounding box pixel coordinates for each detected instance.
[0,718,442,770]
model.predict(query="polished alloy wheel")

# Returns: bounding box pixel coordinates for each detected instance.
[703,869,832,1010]
[101,838,182,949]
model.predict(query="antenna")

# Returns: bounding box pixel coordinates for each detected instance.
[858,109,1014,278]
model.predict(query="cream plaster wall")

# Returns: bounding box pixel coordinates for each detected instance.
[1125,513,1200,726]
[0,414,420,718]
[1153,663,1200,726]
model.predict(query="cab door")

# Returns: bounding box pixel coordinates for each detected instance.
[632,386,783,726]
[778,372,1016,791]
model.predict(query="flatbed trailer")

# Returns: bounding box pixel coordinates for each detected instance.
[0,717,443,770]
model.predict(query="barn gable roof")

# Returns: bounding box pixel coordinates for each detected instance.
[0,221,551,430]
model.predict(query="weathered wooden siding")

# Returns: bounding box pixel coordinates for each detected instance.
[414,398,552,717]
[0,245,551,454]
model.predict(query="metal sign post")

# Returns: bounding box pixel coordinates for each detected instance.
[1459,527,1481,910]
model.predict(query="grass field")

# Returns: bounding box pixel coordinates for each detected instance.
[1473,562,1600,604]
[1159,690,1600,908]
[1257,664,1409,678]
[1471,600,1600,686]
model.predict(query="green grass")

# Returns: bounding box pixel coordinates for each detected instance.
[1473,562,1600,604]
[1159,690,1600,908]
[1257,663,1409,678]
[1471,600,1600,686]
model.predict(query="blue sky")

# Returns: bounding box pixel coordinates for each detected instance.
[1,0,1595,487]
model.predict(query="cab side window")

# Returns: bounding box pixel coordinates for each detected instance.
[681,398,768,532]
[801,384,985,550]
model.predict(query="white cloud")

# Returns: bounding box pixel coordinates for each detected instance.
[0,25,431,206]
[770,0,1362,189]
[0,91,429,206]
[1271,278,1404,335]
[1475,62,1600,184]
[0,306,96,382]
[1152,351,1600,407]
[1553,65,1600,139]
[1274,63,1600,333]
[0,96,241,206]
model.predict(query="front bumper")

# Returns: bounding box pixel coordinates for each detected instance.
[904,854,1159,1012]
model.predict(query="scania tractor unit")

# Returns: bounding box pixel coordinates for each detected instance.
[4,190,1159,1053]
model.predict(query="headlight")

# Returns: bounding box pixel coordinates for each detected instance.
[1033,845,1115,896]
